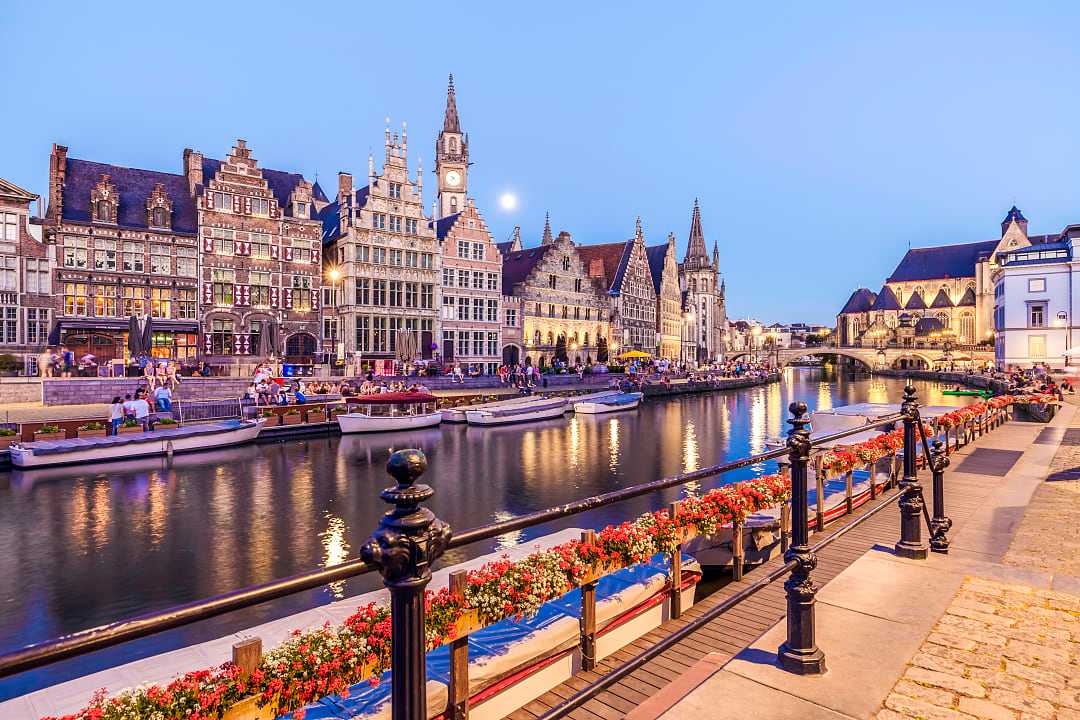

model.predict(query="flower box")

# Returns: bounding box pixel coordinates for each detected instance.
[282,413,302,426]
[118,424,144,435]
[33,431,65,442]
[78,429,108,439]
[305,410,327,424]
[0,436,16,451]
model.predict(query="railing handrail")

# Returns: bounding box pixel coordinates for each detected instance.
[0,412,904,679]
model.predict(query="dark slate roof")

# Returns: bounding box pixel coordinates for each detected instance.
[577,240,632,294]
[839,288,876,314]
[1003,205,1026,224]
[429,213,461,241]
[318,200,341,245]
[915,317,945,337]
[502,245,555,289]
[904,291,927,310]
[956,288,976,307]
[930,289,954,308]
[495,241,517,256]
[312,181,329,204]
[870,286,900,311]
[61,158,198,234]
[887,240,998,282]
[645,244,669,294]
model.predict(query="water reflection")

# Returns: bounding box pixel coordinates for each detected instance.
[0,369,970,700]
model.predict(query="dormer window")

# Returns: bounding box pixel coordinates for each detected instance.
[145,183,173,229]
[295,202,307,218]
[96,201,113,222]
[151,207,167,227]
[91,174,118,224]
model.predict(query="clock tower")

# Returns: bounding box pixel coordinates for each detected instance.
[436,73,468,218]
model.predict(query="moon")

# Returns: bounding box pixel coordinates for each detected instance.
[499,192,518,211]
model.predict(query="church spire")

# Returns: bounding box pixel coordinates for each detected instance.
[443,73,461,133]
[712,239,719,269]
[684,198,708,263]
[542,212,553,245]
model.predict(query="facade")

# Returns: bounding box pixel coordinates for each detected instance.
[837,207,1056,350]
[0,178,50,366]
[578,218,657,354]
[188,140,323,368]
[45,144,202,365]
[646,232,682,359]
[679,200,727,363]
[502,218,610,367]
[501,293,524,365]
[320,129,439,373]
[993,225,1080,369]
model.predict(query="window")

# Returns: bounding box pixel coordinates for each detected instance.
[122,285,146,315]
[151,207,168,227]
[548,274,557,289]
[93,285,117,317]
[574,278,583,293]
[95,200,112,222]
[486,299,498,322]
[1,212,16,241]
[290,246,312,264]
[250,233,272,259]
[472,271,484,290]
[290,275,313,311]
[457,240,469,258]
[213,192,231,210]
[177,289,196,319]
[25,258,49,294]
[0,255,14,291]
[26,308,48,345]
[63,235,88,268]
[421,283,433,309]
[574,306,580,319]
[0,306,15,343]
[406,218,418,235]
[548,303,555,318]
[1029,304,1046,328]
[372,247,386,264]
[356,277,370,305]
[177,246,196,276]
[323,317,338,341]
[472,331,484,356]
[405,251,418,268]
[295,202,307,217]
[150,244,171,274]
[487,273,498,291]
[390,249,403,266]
[212,228,234,255]
[372,317,387,352]
[356,316,370,352]
[94,239,117,271]
[389,182,402,199]
[372,279,387,306]
[443,295,457,320]
[1028,335,1046,359]
[212,268,235,305]
[561,305,568,319]
[372,213,386,229]
[250,198,269,216]
[388,280,402,307]
[562,256,571,272]
[442,267,455,287]
[504,308,517,327]
[64,282,88,316]
[473,298,484,321]
[457,298,468,321]
[150,288,171,318]
[472,243,484,260]
[1028,278,1047,293]
[211,318,234,355]
[251,271,271,306]
[421,253,433,269]
[123,242,145,273]
[404,282,418,308]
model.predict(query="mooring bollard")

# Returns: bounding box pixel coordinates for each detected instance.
[929,439,953,554]
[895,386,929,559]
[777,401,826,674]
[361,449,452,720]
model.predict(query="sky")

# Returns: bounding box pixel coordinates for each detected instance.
[3,1,1079,324]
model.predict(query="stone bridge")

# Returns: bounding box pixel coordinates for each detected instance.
[728,345,995,371]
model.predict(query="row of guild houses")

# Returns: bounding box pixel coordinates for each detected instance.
[0,76,729,375]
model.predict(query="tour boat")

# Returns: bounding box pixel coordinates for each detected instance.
[573,391,644,415]
[8,418,267,469]
[465,396,569,426]
[336,392,442,433]
[440,395,536,423]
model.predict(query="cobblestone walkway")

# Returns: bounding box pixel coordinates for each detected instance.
[879,577,1080,720]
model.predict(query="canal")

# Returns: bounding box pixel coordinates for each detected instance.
[0,368,969,699]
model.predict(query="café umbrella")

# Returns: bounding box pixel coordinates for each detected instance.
[127,315,144,356]
[617,350,652,360]
[141,315,154,356]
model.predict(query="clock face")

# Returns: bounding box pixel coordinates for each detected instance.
[445,170,462,187]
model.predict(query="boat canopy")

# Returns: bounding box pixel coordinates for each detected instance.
[344,392,437,404]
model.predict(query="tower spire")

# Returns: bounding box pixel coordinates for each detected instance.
[635,215,643,241]
[712,239,719,269]
[542,212,553,245]
[443,73,461,133]
[685,198,708,263]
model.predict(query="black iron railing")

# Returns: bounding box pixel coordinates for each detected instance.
[0,385,997,720]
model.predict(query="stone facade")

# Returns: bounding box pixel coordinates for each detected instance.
[679,200,727,363]
[320,128,439,373]
[188,140,323,368]
[0,178,51,366]
[500,293,524,365]
[647,233,682,359]
[578,218,657,354]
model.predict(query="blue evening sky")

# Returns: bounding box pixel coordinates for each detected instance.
[3,1,1079,324]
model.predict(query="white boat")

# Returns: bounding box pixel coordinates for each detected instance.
[8,418,266,469]
[574,391,644,415]
[440,394,535,423]
[337,392,442,433]
[465,396,569,426]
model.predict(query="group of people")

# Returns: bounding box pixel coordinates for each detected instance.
[341,379,431,396]
[106,384,174,434]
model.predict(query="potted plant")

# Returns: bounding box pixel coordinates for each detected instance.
[118,418,143,434]
[155,418,178,429]
[34,424,65,441]
[282,408,302,426]
[0,427,17,451]
[305,407,327,424]
[260,409,279,426]
[77,421,108,439]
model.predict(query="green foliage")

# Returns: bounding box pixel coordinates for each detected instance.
[38,425,62,434]
[0,428,16,437]
[0,354,19,372]
[78,422,106,431]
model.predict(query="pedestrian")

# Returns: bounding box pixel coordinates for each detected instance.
[121,393,136,420]
[131,393,151,430]
[109,396,124,435]
[153,383,173,412]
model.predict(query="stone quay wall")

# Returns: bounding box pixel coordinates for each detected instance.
[874,369,1010,395]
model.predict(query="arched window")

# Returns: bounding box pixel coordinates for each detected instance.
[547,331,554,345]
[960,313,975,343]
[533,329,541,346]
[936,312,950,328]
[449,137,457,154]
[584,332,590,346]
[450,197,457,213]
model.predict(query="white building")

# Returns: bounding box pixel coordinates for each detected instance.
[994,225,1080,370]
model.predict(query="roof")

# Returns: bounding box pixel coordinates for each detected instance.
[318,200,341,245]
[957,288,976,307]
[839,288,876,314]
[929,288,954,308]
[904,291,927,310]
[577,240,632,294]
[1003,205,1026,224]
[312,181,329,204]
[0,177,38,203]
[869,286,901,311]
[914,317,945,337]
[645,244,670,293]
[501,245,555,289]
[495,240,517,255]
[886,240,998,283]
[430,212,461,241]
[60,157,199,234]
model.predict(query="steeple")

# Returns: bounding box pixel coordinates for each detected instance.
[443,73,461,134]
[541,212,553,245]
[712,239,719,270]
[684,198,708,264]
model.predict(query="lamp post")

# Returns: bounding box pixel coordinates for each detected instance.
[1056,311,1069,367]
[327,267,341,367]
[751,324,762,363]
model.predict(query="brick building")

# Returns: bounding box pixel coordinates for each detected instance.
[185,140,323,369]
[647,232,682,359]
[0,178,51,366]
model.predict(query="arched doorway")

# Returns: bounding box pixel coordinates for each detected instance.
[285,332,317,361]
[502,344,520,365]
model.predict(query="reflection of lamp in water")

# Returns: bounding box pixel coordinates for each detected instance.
[683,421,700,473]
[608,418,620,471]
[320,513,350,600]
[493,510,524,550]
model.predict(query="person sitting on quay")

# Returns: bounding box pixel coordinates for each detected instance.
[166,362,182,390]
[143,358,157,390]
[153,383,174,413]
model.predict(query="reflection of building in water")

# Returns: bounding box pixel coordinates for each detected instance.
[320,513,350,599]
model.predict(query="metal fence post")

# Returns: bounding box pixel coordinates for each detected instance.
[361,449,452,720]
[777,401,826,674]
[929,439,953,554]
[895,385,929,560]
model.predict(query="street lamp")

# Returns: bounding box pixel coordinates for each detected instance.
[326,267,342,367]
[751,324,762,363]
[1056,311,1069,367]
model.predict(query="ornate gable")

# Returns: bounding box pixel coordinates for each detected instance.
[90,174,118,223]
[146,182,173,229]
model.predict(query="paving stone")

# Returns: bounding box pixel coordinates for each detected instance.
[927,632,979,652]
[886,693,972,720]
[894,678,957,707]
[911,652,968,675]
[905,666,986,698]
[987,689,1054,718]
[1003,660,1066,689]
[957,697,1018,720]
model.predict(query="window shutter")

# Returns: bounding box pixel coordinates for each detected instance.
[204,333,212,354]
[243,285,251,305]
[202,282,213,303]
[284,247,294,262]
[232,284,240,305]
[284,288,293,309]
[233,335,241,354]
[270,287,279,308]
[241,334,250,354]
[269,201,278,219]
[203,235,214,253]
[270,245,280,260]
[312,249,320,266]
[204,194,214,209]
[244,197,252,214]
[311,291,319,312]
[233,195,242,213]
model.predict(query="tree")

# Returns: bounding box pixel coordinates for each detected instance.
[596,336,609,362]
[554,335,568,364]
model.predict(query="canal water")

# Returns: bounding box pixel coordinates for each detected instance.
[0,368,969,699]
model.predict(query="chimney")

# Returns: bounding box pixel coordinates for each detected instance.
[48,144,68,223]
[338,172,353,199]
[556,230,572,245]
[183,148,204,196]
[589,258,605,279]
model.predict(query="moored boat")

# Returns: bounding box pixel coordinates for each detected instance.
[8,418,266,469]
[336,392,442,433]
[465,396,569,426]
[574,391,644,415]
[440,394,535,423]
